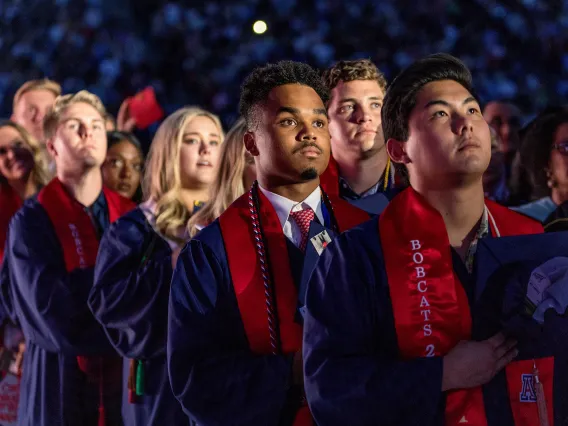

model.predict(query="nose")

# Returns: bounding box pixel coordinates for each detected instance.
[78,123,94,139]
[4,147,15,161]
[298,125,317,142]
[34,109,46,124]
[199,141,211,154]
[119,164,132,179]
[453,112,474,135]
[353,105,372,124]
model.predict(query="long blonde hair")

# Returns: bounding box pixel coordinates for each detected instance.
[143,107,224,243]
[188,118,249,236]
[0,120,50,189]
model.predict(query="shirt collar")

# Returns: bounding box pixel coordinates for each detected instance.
[258,185,324,230]
[339,176,383,200]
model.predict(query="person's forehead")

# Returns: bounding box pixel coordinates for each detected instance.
[109,141,142,159]
[20,89,56,104]
[265,84,324,109]
[483,102,520,120]
[0,126,21,144]
[61,102,103,121]
[183,115,220,135]
[414,80,475,106]
[332,79,384,100]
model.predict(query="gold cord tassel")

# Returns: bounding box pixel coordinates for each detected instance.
[533,360,550,426]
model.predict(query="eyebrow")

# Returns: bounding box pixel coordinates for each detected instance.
[63,117,104,123]
[277,106,328,116]
[183,132,220,138]
[424,96,477,109]
[339,96,383,104]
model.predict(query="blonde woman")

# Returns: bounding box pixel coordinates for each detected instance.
[188,118,256,235]
[0,120,50,262]
[89,107,223,426]
[0,120,50,393]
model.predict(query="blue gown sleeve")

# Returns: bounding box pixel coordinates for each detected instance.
[5,204,113,355]
[89,213,173,359]
[167,233,294,426]
[303,224,445,426]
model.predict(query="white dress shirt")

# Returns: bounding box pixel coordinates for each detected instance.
[258,185,324,248]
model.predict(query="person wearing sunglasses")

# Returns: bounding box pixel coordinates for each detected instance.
[0,120,50,262]
[513,109,568,222]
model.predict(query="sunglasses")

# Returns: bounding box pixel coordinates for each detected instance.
[0,140,26,157]
[552,142,568,155]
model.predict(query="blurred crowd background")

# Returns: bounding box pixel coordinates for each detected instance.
[1,0,567,140]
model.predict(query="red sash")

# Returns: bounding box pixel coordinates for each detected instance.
[219,187,368,426]
[379,188,542,426]
[0,184,23,263]
[38,178,134,425]
[319,156,341,197]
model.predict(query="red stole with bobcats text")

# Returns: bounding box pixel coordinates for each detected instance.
[379,187,542,426]
[38,178,134,425]
[219,186,368,426]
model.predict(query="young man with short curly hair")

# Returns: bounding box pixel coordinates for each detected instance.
[167,60,368,425]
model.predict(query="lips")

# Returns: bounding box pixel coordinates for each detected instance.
[457,138,482,151]
[300,147,322,157]
[117,182,132,192]
[197,160,212,167]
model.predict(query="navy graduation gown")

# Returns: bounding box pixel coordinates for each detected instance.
[0,198,122,426]
[303,216,567,426]
[89,207,189,426]
[303,218,444,426]
[168,208,338,426]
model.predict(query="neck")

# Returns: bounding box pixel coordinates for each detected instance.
[416,182,485,256]
[58,168,103,207]
[180,187,209,213]
[551,188,568,206]
[335,148,388,195]
[7,174,37,199]
[258,176,320,202]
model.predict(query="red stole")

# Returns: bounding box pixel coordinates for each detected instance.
[319,156,341,197]
[38,178,134,425]
[379,188,542,426]
[0,184,23,263]
[219,187,368,426]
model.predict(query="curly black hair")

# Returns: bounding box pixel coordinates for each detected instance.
[239,60,330,129]
[520,109,568,198]
[382,53,476,184]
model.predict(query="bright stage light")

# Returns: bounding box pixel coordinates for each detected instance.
[253,20,267,34]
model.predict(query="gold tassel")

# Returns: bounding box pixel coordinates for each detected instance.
[383,158,391,191]
[533,360,550,426]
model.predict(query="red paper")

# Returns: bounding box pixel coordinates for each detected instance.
[127,87,164,129]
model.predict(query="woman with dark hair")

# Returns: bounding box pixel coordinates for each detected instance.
[513,109,568,222]
[101,131,144,201]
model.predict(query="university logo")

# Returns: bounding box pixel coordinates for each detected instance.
[519,374,537,402]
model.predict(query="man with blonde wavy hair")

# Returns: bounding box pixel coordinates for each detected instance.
[320,59,397,214]
[1,90,134,426]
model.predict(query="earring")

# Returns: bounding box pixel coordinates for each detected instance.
[546,169,556,189]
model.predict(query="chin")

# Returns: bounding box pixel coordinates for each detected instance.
[300,167,319,181]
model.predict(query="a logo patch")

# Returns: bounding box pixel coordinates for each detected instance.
[519,374,537,402]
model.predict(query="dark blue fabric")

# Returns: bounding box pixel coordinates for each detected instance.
[0,197,121,426]
[89,207,190,425]
[168,209,336,426]
[304,219,568,426]
[303,218,444,426]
